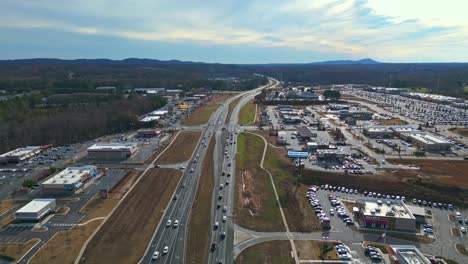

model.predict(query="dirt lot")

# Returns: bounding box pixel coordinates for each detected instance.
[226,96,241,124]
[156,130,201,164]
[295,240,339,260]
[374,118,407,126]
[234,133,284,232]
[0,200,16,216]
[449,128,468,137]
[235,240,294,264]
[80,170,141,222]
[186,137,215,264]
[79,168,181,264]
[29,220,103,264]
[144,132,176,164]
[386,159,468,187]
[263,145,322,232]
[0,238,40,262]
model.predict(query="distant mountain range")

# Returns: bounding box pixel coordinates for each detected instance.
[308,58,381,65]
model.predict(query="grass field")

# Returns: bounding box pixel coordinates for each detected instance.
[374,118,408,126]
[143,132,176,164]
[449,128,468,137]
[183,95,229,126]
[186,137,215,264]
[238,100,256,125]
[0,238,40,262]
[156,130,201,164]
[235,240,294,264]
[262,143,322,232]
[295,240,339,260]
[29,221,103,264]
[234,133,284,232]
[79,168,181,264]
[226,96,241,124]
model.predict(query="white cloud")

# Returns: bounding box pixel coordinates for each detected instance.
[0,0,467,61]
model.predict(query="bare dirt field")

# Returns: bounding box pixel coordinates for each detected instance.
[449,127,468,137]
[156,130,201,164]
[29,220,103,264]
[386,159,468,187]
[0,238,40,262]
[295,240,339,260]
[80,170,141,222]
[235,240,293,264]
[79,168,181,264]
[186,137,215,264]
[234,133,284,232]
[374,118,408,126]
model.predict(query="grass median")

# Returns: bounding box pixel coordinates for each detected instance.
[238,100,256,125]
[156,130,201,164]
[235,240,293,264]
[186,137,215,264]
[234,133,284,232]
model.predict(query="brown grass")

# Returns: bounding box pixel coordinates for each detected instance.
[456,244,468,256]
[186,137,215,264]
[29,220,103,264]
[0,238,40,262]
[295,240,339,260]
[386,159,468,188]
[144,133,176,164]
[156,130,201,164]
[182,95,229,126]
[0,213,15,227]
[374,118,408,126]
[452,228,461,237]
[226,96,242,124]
[236,240,294,264]
[79,168,181,264]
[449,128,468,137]
[0,200,16,216]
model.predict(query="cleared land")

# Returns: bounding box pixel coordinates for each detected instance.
[79,169,181,264]
[235,240,294,264]
[234,133,284,232]
[238,100,256,125]
[262,142,321,232]
[144,132,176,164]
[183,95,229,126]
[0,200,16,216]
[295,240,339,260]
[386,159,468,188]
[0,238,40,262]
[186,137,215,264]
[226,96,241,124]
[156,130,201,164]
[80,170,141,222]
[374,118,407,126]
[29,220,103,264]
[449,128,468,137]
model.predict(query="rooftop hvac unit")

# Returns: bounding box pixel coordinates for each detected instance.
[64,180,68,183]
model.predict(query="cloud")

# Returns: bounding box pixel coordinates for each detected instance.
[0,0,467,62]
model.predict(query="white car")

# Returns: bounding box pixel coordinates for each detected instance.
[222,215,227,222]
[166,220,172,227]
[173,220,179,228]
[461,227,467,233]
[152,251,160,260]
[163,246,169,254]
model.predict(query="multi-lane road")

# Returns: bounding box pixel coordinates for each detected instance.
[140,77,278,264]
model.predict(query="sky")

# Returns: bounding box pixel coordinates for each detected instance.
[0,0,467,63]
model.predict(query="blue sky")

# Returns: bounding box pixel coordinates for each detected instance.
[0,0,467,63]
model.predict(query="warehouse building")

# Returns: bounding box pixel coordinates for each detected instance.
[338,111,373,120]
[356,198,416,232]
[15,198,56,221]
[0,146,42,164]
[407,133,451,151]
[137,129,161,137]
[42,165,98,193]
[87,143,137,160]
[316,149,345,162]
[363,126,394,138]
[296,126,317,141]
[390,125,418,137]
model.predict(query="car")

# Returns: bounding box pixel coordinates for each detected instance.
[461,227,467,233]
[218,194,223,200]
[370,255,383,262]
[162,246,169,254]
[423,228,433,234]
[220,232,226,239]
[219,184,224,189]
[178,166,186,170]
[173,194,179,200]
[155,165,161,168]
[329,209,334,216]
[222,206,228,212]
[152,251,160,260]
[222,215,227,222]
[214,222,219,230]
[173,220,179,228]
[226,180,230,185]
[166,220,172,227]
[423,224,433,229]
[211,243,217,251]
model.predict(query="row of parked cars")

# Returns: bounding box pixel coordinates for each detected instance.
[334,243,353,261]
[364,245,383,262]
[328,195,354,225]
[307,185,328,224]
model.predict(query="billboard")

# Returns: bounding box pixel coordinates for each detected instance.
[287,151,308,159]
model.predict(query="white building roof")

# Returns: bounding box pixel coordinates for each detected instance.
[16,199,55,214]
[360,198,415,219]
[365,126,392,132]
[0,146,40,158]
[149,110,168,116]
[140,116,161,122]
[43,166,96,185]
[88,143,136,151]
[410,133,450,145]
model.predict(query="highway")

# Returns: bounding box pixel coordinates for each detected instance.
[208,77,280,264]
[140,80,270,264]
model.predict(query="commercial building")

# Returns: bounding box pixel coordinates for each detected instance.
[390,125,418,137]
[316,149,345,162]
[363,126,394,138]
[296,126,316,141]
[287,150,309,159]
[338,111,373,120]
[134,88,166,94]
[327,104,350,111]
[406,133,451,151]
[137,129,161,137]
[356,198,416,232]
[405,204,426,223]
[87,143,137,160]
[390,245,431,264]
[95,86,116,92]
[0,146,42,164]
[15,198,56,221]
[42,165,98,193]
